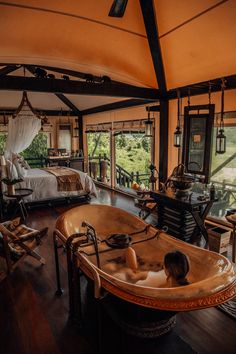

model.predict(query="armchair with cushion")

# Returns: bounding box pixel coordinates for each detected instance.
[0,217,48,279]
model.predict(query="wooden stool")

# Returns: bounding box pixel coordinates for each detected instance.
[226,213,236,263]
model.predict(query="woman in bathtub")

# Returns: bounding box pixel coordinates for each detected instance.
[104,248,190,287]
[137,250,190,287]
[163,250,190,287]
[128,249,190,287]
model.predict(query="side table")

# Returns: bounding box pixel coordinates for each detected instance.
[150,189,216,245]
[3,188,33,221]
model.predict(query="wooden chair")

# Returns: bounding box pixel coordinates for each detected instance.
[0,217,48,279]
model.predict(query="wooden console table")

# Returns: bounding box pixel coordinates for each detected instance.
[45,156,84,171]
[150,189,216,244]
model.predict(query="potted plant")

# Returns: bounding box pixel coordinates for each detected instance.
[1,177,23,195]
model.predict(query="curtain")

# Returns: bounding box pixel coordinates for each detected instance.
[5,92,41,158]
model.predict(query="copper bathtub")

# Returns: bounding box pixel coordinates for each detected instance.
[54,204,236,312]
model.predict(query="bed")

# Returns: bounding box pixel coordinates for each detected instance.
[7,167,98,204]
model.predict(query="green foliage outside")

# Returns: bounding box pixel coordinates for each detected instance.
[87,133,110,158]
[21,133,48,159]
[115,134,151,175]
[87,132,151,176]
[0,134,7,155]
[210,127,236,184]
[0,132,48,167]
[0,132,47,158]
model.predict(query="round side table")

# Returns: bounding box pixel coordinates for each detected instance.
[3,188,33,221]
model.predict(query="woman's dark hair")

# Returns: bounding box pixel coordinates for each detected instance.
[164,251,190,286]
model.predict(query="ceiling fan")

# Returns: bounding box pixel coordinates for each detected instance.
[108,0,128,17]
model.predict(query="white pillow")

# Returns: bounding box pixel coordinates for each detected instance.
[18,155,31,170]
[6,159,19,180]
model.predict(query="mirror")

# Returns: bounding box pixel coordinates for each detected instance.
[57,123,72,153]
[182,104,215,183]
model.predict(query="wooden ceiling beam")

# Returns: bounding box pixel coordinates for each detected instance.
[25,64,87,80]
[146,105,160,112]
[0,99,156,117]
[81,99,156,115]
[0,109,77,116]
[26,64,131,87]
[55,93,81,114]
[140,0,167,95]
[140,0,168,184]
[27,65,81,113]
[168,74,236,99]
[0,76,158,99]
[0,64,21,78]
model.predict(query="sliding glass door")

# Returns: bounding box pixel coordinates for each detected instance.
[115,132,152,191]
[86,118,155,192]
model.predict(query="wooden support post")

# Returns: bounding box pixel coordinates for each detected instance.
[159,99,169,184]
[78,115,83,151]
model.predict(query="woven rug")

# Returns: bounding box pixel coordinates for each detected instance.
[218,297,236,320]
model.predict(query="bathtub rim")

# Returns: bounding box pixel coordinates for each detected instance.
[77,251,236,311]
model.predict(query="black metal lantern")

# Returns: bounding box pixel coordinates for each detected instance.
[144,107,153,137]
[216,79,226,154]
[174,89,181,147]
[216,128,226,154]
[174,126,181,147]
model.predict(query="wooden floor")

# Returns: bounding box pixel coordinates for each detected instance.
[0,187,235,354]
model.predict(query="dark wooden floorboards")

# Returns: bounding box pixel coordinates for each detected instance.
[0,188,235,354]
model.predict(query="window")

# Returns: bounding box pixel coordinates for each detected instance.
[86,119,154,191]
[115,132,152,190]
[58,124,72,153]
[209,126,236,220]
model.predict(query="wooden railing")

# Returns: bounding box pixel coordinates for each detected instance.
[193,179,236,217]
[210,180,236,207]
[88,154,150,187]
[25,155,46,168]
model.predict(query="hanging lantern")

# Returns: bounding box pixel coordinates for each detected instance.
[144,107,153,137]
[216,79,226,154]
[174,126,181,147]
[216,128,226,154]
[174,89,182,147]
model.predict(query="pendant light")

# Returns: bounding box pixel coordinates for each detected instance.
[174,89,181,147]
[216,79,226,154]
[144,106,153,137]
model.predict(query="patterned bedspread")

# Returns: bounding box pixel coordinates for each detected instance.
[43,167,83,191]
